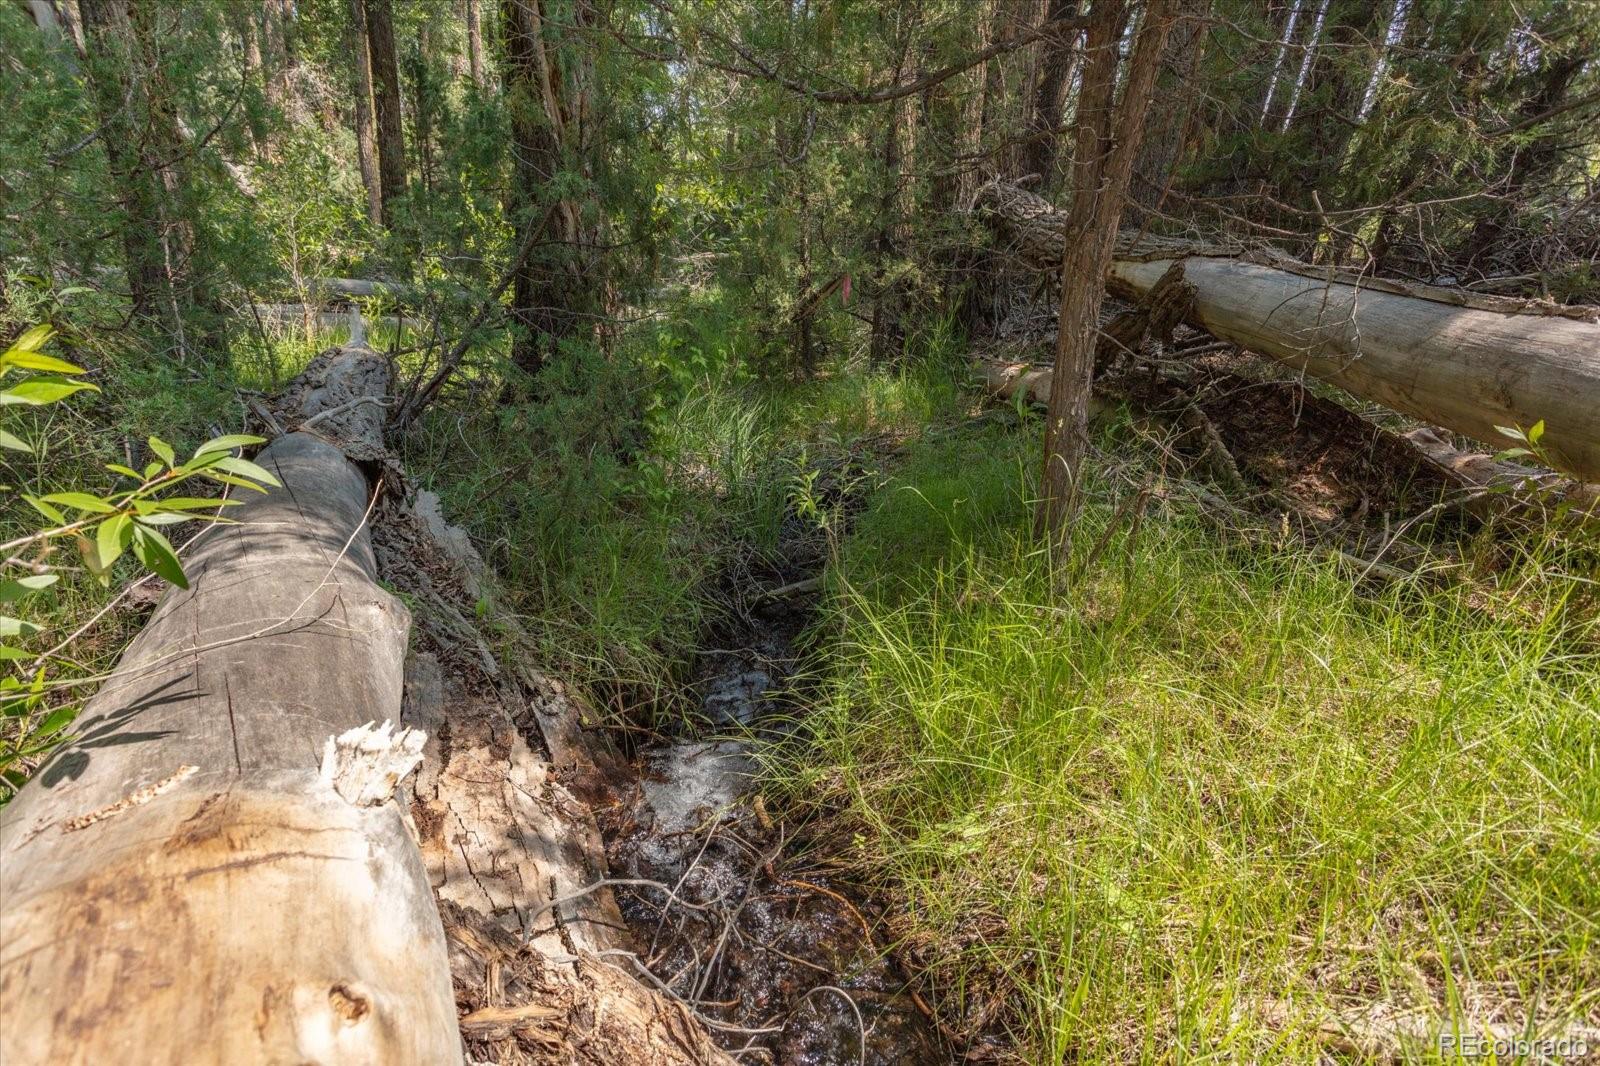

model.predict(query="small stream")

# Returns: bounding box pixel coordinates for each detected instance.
[601,586,945,1065]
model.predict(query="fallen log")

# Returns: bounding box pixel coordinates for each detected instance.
[306,277,472,305]
[0,348,462,1062]
[249,301,405,336]
[979,352,1598,524]
[972,181,1600,482]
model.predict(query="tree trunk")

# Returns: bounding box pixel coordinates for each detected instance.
[977,180,1600,481]
[348,0,384,226]
[1019,0,1084,189]
[869,92,907,367]
[1037,0,1173,551]
[78,0,206,352]
[1111,256,1600,481]
[501,0,602,377]
[0,347,464,1064]
[411,21,437,193]
[464,0,488,89]
[1131,1,1208,210]
[364,0,408,231]
[79,0,162,317]
[262,0,303,134]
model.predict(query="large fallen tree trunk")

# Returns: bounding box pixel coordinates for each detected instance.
[2,339,736,1064]
[973,181,1600,482]
[0,349,463,1063]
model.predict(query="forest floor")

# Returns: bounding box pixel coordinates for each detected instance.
[406,315,1596,1062]
[7,314,1596,1064]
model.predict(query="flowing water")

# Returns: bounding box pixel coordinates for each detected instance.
[601,590,945,1065]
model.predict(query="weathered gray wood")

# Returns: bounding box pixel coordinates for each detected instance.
[3,345,743,1064]
[297,278,470,309]
[1107,257,1600,482]
[0,358,463,1062]
[973,180,1600,481]
[249,301,404,337]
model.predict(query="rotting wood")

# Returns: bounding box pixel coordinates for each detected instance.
[384,499,735,1065]
[3,336,741,1064]
[979,354,1598,524]
[973,180,1600,482]
[0,346,461,1063]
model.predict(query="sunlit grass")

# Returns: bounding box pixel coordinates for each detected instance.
[774,421,1600,1063]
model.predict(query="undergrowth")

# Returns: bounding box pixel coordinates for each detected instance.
[771,414,1600,1063]
[401,299,966,724]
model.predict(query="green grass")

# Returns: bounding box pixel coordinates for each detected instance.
[774,419,1600,1063]
[400,342,968,723]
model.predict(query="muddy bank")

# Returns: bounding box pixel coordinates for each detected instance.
[598,581,947,1065]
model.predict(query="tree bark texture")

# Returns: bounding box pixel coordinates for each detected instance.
[1037,0,1174,548]
[363,0,408,230]
[0,348,463,1063]
[78,0,173,328]
[502,0,602,376]
[348,0,384,226]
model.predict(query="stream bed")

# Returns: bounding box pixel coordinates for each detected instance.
[599,590,946,1065]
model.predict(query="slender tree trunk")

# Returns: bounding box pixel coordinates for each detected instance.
[464,0,488,88]
[1252,0,1297,124]
[1132,0,1208,208]
[364,0,408,231]
[348,0,383,226]
[1020,0,1085,189]
[261,0,303,136]
[412,21,437,193]
[869,97,906,367]
[502,0,601,377]
[1277,0,1329,130]
[1037,0,1175,553]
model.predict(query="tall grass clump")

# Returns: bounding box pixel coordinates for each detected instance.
[779,419,1600,1063]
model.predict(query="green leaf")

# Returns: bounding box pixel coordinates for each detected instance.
[21,495,66,524]
[0,377,98,405]
[133,513,191,526]
[96,514,133,571]
[1,350,84,374]
[0,574,58,603]
[0,429,31,453]
[0,616,40,638]
[1494,424,1526,443]
[1527,419,1545,445]
[147,436,175,467]
[8,324,54,353]
[144,497,239,512]
[33,707,76,738]
[40,491,117,514]
[131,525,187,589]
[199,471,271,492]
[212,455,281,487]
[143,461,162,479]
[0,646,29,662]
[105,463,141,478]
[193,434,266,458]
